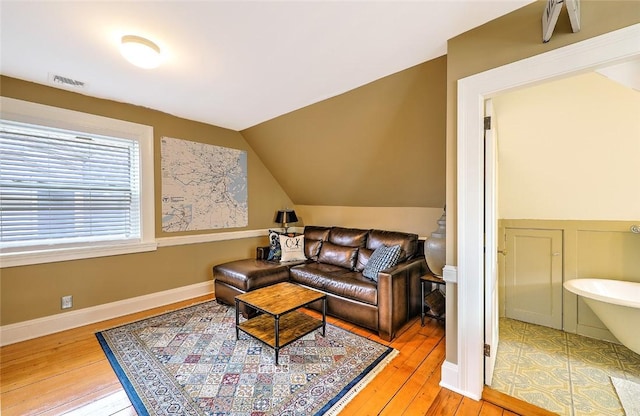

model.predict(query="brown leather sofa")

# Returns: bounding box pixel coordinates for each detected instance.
[214,226,428,341]
[285,226,427,341]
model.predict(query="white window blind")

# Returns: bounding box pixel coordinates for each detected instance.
[0,120,141,251]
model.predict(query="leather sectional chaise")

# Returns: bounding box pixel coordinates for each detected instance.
[213,226,429,341]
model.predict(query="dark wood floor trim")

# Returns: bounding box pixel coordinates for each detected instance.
[483,386,558,416]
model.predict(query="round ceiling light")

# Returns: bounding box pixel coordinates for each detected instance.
[120,35,162,69]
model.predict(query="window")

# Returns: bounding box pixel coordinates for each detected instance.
[0,98,155,267]
[1,120,141,248]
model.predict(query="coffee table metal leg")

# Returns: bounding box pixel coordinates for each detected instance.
[322,297,326,337]
[274,315,280,365]
[235,299,240,339]
[421,280,425,326]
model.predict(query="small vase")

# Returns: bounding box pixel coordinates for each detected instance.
[425,210,446,277]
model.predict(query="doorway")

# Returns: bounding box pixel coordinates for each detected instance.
[449,24,640,400]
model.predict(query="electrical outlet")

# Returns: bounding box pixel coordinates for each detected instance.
[61,295,73,309]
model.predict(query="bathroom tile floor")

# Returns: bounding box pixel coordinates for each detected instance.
[491,318,640,416]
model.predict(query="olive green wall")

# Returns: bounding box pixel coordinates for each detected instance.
[0,54,448,327]
[241,57,447,235]
[0,76,294,325]
[498,219,640,342]
[445,0,640,363]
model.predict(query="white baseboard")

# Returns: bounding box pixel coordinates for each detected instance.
[439,360,482,400]
[439,361,463,397]
[0,281,214,346]
[442,265,458,284]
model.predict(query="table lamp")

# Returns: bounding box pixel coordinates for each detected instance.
[275,209,298,233]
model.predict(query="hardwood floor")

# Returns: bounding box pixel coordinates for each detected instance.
[1,295,554,415]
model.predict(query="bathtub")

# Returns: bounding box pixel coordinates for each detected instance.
[564,278,640,355]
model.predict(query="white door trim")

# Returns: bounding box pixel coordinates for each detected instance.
[484,99,499,385]
[453,23,640,399]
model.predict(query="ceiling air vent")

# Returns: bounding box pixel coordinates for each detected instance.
[48,73,87,89]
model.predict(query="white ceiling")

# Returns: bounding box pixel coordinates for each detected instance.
[1,1,535,131]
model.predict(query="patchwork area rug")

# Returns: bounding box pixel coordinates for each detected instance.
[96,300,397,416]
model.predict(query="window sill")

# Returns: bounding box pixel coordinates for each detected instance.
[0,242,158,268]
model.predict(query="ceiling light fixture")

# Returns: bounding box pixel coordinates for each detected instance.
[120,35,162,69]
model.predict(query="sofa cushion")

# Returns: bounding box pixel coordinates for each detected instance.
[304,225,331,242]
[355,248,373,272]
[367,229,419,262]
[289,262,346,289]
[363,244,402,281]
[328,227,369,248]
[318,242,359,270]
[213,259,290,291]
[279,234,306,262]
[290,263,377,305]
[304,238,322,261]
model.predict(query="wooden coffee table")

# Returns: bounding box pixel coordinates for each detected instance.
[234,282,326,365]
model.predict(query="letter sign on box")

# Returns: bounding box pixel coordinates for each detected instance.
[542,0,563,43]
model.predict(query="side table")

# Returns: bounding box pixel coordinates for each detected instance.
[421,273,446,326]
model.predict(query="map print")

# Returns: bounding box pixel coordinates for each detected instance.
[161,136,247,232]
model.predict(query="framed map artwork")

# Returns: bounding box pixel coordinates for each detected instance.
[161,136,248,232]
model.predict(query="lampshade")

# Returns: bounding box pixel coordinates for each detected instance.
[275,209,298,225]
[120,35,162,69]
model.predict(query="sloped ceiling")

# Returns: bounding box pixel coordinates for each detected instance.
[241,57,448,208]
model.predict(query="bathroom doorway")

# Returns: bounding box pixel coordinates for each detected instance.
[453,23,640,401]
[491,65,640,339]
[487,66,640,414]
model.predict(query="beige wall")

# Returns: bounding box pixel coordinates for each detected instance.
[294,205,443,238]
[445,0,640,363]
[494,72,640,220]
[0,76,293,325]
[241,57,447,222]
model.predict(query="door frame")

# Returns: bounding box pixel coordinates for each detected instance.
[483,99,498,385]
[450,23,640,399]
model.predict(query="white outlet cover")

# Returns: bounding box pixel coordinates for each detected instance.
[61,295,73,309]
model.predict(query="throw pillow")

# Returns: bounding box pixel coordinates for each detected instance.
[267,229,282,261]
[363,244,402,281]
[279,234,306,262]
[318,242,359,270]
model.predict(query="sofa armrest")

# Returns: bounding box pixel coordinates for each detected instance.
[256,246,270,260]
[376,257,427,340]
[378,256,425,280]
